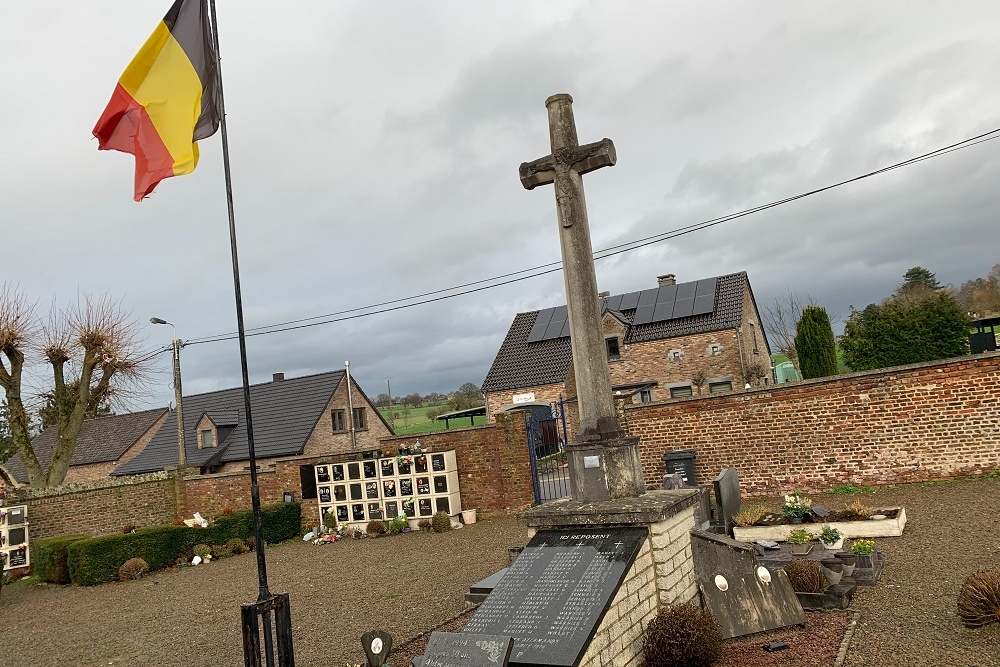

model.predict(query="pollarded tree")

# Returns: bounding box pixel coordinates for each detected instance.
[840,291,969,371]
[0,285,150,487]
[794,306,838,379]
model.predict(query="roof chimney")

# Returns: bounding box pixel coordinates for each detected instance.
[657,273,676,286]
[272,372,284,382]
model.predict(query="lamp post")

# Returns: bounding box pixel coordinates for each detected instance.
[151,317,186,468]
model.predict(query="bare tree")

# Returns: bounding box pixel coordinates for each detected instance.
[761,291,813,377]
[0,286,151,487]
[743,359,771,387]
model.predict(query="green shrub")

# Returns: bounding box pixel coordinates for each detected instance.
[431,511,452,533]
[193,544,212,559]
[118,557,149,581]
[226,537,249,555]
[642,603,723,667]
[64,503,301,586]
[366,519,386,536]
[33,534,90,584]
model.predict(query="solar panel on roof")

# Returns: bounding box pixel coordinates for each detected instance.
[632,305,655,325]
[692,294,715,316]
[619,291,641,310]
[673,297,695,318]
[695,277,717,297]
[558,319,571,338]
[603,294,624,311]
[636,288,658,307]
[675,281,697,300]
[655,284,678,303]
[542,316,566,339]
[652,301,674,322]
[526,308,555,343]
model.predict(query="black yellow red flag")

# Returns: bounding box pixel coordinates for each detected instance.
[93,0,220,201]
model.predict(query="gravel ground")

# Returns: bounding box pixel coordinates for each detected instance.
[1,477,999,667]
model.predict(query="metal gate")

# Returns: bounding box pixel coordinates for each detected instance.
[527,398,571,504]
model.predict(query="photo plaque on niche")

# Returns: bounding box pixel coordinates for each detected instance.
[462,527,647,667]
[316,466,330,482]
[332,464,345,481]
[363,461,377,478]
[318,486,331,503]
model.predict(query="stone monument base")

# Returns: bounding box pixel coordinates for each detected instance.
[566,433,645,502]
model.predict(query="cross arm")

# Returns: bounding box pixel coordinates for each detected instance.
[519,138,617,190]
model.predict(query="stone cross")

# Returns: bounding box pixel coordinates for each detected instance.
[520,94,644,501]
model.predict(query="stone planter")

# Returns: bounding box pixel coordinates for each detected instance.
[733,507,907,542]
[821,537,844,551]
[821,559,843,586]
[837,552,857,577]
[789,543,813,555]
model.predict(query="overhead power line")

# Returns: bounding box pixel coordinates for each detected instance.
[183,126,1000,348]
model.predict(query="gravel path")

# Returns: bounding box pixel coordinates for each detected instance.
[1,477,998,667]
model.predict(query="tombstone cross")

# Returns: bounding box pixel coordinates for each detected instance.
[520,94,645,502]
[519,94,619,441]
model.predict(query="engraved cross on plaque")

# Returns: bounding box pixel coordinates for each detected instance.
[520,94,645,502]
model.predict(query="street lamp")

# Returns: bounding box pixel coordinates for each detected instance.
[151,317,186,468]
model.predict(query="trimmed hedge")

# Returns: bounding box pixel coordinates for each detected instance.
[33,534,91,583]
[66,502,301,586]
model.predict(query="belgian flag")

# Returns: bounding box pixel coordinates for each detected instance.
[93,0,221,201]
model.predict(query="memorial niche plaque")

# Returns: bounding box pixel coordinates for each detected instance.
[463,527,647,667]
[363,461,378,478]
[316,465,330,482]
[333,464,345,481]
[8,547,27,568]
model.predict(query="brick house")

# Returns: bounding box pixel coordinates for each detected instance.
[113,370,392,477]
[481,271,771,422]
[2,407,169,485]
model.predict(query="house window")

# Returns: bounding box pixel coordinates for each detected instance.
[669,349,683,361]
[709,380,733,393]
[605,336,621,361]
[638,389,654,403]
[199,429,214,447]
[352,407,368,430]
[669,385,693,399]
[331,409,347,433]
[709,343,722,356]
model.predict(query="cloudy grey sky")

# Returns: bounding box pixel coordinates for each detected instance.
[3,1,998,410]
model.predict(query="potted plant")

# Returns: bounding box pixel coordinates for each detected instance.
[782,492,812,524]
[786,528,814,555]
[819,524,844,550]
[850,538,876,569]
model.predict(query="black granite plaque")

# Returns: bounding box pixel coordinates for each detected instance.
[402,499,415,516]
[352,504,366,521]
[415,455,428,473]
[350,483,363,500]
[336,506,349,522]
[434,475,449,493]
[381,460,395,476]
[366,482,379,499]
[385,501,399,519]
[334,485,347,501]
[316,465,331,482]
[8,547,27,567]
[435,497,451,515]
[417,477,431,495]
[363,461,378,478]
[432,454,446,472]
[319,486,332,503]
[383,480,397,497]
[400,479,414,496]
[463,527,647,667]
[421,632,513,667]
[399,460,412,475]
[348,462,361,480]
[333,464,345,481]
[8,507,24,525]
[418,498,433,516]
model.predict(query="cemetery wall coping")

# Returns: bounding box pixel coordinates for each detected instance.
[14,471,169,499]
[519,489,699,527]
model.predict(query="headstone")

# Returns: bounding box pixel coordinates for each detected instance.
[463,527,646,667]
[361,630,393,667]
[660,473,688,490]
[419,632,513,667]
[690,531,805,639]
[712,468,741,534]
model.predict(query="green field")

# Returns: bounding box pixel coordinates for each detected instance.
[378,402,487,435]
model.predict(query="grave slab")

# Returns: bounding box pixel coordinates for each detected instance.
[419,632,514,667]
[462,527,646,667]
[691,531,805,639]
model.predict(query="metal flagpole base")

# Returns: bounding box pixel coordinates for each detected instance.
[241,592,295,667]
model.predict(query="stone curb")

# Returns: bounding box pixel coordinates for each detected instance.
[834,610,861,667]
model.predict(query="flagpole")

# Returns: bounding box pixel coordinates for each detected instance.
[207,0,270,604]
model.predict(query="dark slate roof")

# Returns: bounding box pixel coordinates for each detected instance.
[112,371,345,476]
[205,410,239,426]
[4,407,168,483]
[482,272,750,393]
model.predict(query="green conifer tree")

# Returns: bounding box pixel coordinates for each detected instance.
[794,306,838,379]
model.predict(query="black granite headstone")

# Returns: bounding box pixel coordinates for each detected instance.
[463,527,646,667]
[712,468,741,534]
[420,632,513,667]
[361,630,392,667]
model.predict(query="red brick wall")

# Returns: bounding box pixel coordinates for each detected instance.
[626,353,1000,495]
[379,411,535,515]
[23,475,177,540]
